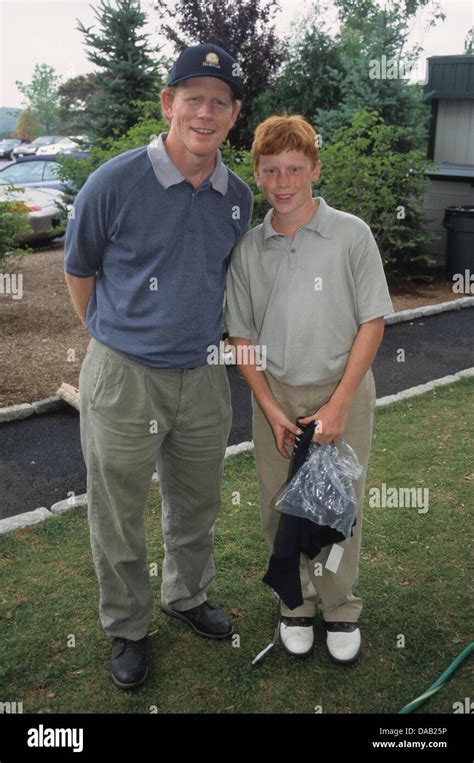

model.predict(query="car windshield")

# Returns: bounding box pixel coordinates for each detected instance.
[33,136,63,146]
[0,161,45,184]
[1,139,17,146]
[43,163,61,180]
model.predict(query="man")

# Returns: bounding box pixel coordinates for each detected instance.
[225,115,393,663]
[64,44,253,690]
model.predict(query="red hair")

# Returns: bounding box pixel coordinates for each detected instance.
[252,115,319,172]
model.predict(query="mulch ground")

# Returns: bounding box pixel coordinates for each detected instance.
[0,245,461,407]
[1,243,89,408]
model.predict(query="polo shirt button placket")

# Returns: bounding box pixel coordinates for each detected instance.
[289,243,298,269]
[187,189,196,232]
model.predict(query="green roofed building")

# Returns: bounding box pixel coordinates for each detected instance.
[423,54,474,265]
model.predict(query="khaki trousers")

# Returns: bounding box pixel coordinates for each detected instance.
[252,369,376,622]
[79,338,232,640]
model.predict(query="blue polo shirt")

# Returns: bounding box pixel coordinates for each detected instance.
[64,133,253,368]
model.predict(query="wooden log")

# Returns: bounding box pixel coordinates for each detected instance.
[57,383,80,411]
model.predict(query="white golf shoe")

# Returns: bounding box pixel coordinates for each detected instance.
[280,616,314,658]
[326,622,361,664]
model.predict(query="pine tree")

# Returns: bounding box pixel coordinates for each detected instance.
[77,0,163,139]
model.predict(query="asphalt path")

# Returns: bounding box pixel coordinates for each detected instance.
[1,308,473,519]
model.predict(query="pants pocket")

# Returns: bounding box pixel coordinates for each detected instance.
[79,347,107,409]
[90,354,127,412]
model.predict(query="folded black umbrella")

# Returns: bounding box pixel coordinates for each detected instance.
[262,419,354,610]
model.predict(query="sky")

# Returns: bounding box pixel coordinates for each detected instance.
[0,0,473,108]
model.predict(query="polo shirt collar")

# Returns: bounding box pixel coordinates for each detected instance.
[262,197,337,241]
[147,133,228,195]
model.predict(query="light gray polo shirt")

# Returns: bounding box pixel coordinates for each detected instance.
[224,197,394,385]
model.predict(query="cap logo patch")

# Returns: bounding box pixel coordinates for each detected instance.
[204,52,220,66]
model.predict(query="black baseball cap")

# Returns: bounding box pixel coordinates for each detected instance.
[167,43,243,99]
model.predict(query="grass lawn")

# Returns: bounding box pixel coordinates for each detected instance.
[0,379,472,714]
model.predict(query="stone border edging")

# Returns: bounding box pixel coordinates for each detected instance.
[1,367,473,536]
[1,296,473,426]
[0,396,65,423]
[375,367,474,406]
[384,296,474,325]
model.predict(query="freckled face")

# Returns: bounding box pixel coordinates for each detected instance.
[255,150,320,219]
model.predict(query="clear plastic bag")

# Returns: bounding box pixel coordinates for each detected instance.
[275,441,363,538]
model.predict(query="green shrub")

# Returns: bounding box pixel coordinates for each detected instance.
[318,110,436,279]
[0,187,32,273]
[220,142,267,227]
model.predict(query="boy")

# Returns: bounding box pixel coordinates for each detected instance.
[225,115,393,662]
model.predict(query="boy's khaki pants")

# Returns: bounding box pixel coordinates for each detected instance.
[252,368,376,622]
[79,338,232,641]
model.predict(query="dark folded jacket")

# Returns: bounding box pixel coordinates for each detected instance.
[262,419,353,610]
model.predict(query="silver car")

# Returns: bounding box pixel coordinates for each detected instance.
[0,138,22,159]
[13,135,66,158]
[0,186,69,243]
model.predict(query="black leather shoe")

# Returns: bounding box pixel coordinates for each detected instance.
[111,636,148,690]
[160,602,233,639]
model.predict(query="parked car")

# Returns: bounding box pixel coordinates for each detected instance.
[69,135,93,149]
[13,135,66,157]
[0,186,68,244]
[0,153,90,192]
[36,137,80,156]
[11,140,31,158]
[0,138,22,159]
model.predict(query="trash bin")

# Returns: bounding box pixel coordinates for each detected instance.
[442,206,474,280]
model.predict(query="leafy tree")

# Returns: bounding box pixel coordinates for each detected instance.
[318,110,435,279]
[154,0,285,147]
[251,0,445,153]
[58,73,100,136]
[77,0,163,139]
[15,64,61,134]
[313,0,445,150]
[13,109,42,141]
[248,20,344,143]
